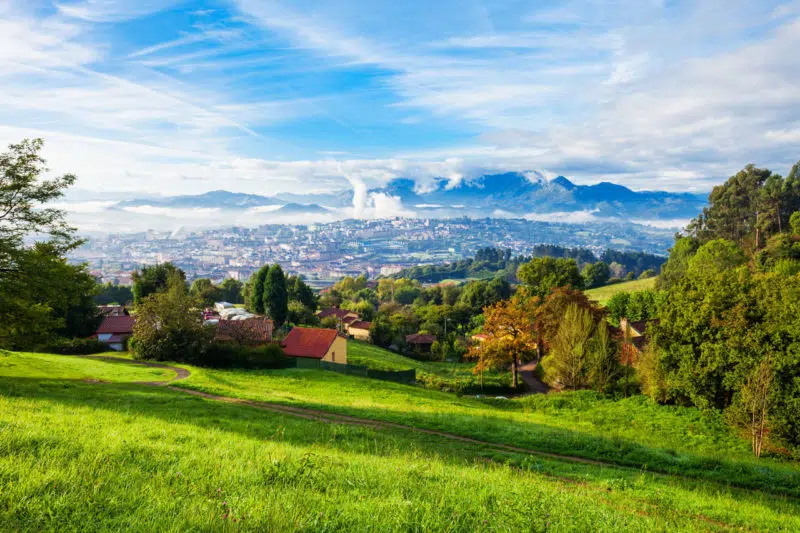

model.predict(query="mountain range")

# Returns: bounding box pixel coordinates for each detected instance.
[110,173,707,221]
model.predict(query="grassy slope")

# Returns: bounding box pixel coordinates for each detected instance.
[3,354,800,531]
[180,362,800,498]
[0,351,175,382]
[347,341,512,392]
[584,277,658,305]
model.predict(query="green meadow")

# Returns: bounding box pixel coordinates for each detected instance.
[584,276,658,305]
[347,341,512,392]
[2,351,800,531]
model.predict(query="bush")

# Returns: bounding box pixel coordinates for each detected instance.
[36,338,109,355]
[201,342,287,369]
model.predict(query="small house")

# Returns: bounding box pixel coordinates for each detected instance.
[95,316,136,351]
[347,321,372,341]
[406,333,437,353]
[282,327,347,364]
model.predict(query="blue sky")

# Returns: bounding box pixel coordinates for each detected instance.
[2,0,800,199]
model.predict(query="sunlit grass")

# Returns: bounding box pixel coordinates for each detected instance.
[584,277,658,305]
[2,354,800,531]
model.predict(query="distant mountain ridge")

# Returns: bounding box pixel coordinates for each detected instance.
[111,172,707,221]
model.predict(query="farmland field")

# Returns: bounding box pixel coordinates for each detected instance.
[584,276,658,305]
[2,351,800,531]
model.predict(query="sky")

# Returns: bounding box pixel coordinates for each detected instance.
[2,0,800,203]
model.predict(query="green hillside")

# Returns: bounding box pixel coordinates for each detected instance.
[347,341,512,393]
[584,276,658,305]
[3,352,800,531]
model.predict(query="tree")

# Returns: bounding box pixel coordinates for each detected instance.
[0,138,100,348]
[727,356,774,458]
[533,288,605,357]
[369,316,394,348]
[263,264,288,327]
[219,278,244,304]
[190,278,221,308]
[249,266,269,313]
[288,276,317,311]
[288,300,319,326]
[657,237,699,290]
[467,294,536,388]
[518,257,583,297]
[132,263,185,306]
[791,211,800,235]
[95,283,134,306]
[131,274,212,363]
[639,269,656,279]
[542,304,595,390]
[582,261,610,289]
[587,320,620,393]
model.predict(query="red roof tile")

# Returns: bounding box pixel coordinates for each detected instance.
[349,321,371,330]
[96,316,135,335]
[317,308,357,320]
[281,327,338,358]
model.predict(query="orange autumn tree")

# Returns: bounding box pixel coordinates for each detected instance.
[468,293,536,389]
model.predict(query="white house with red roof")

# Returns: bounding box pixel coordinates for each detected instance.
[94,316,136,351]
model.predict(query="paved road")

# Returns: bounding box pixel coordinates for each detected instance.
[519,360,549,394]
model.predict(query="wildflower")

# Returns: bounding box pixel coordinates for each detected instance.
[223,501,228,506]
[222,514,228,520]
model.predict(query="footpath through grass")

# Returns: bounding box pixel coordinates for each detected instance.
[584,276,658,305]
[179,361,800,499]
[0,351,175,383]
[3,353,800,531]
[347,341,513,393]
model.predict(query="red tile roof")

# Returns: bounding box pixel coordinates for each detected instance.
[96,316,135,335]
[215,318,273,346]
[349,321,371,330]
[318,308,357,320]
[406,333,437,345]
[281,327,338,358]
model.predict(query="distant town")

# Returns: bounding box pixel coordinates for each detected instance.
[72,217,675,286]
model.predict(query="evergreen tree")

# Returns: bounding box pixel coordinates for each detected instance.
[263,264,288,327]
[249,265,269,314]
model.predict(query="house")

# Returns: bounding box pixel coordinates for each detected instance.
[214,317,273,346]
[317,307,359,321]
[406,333,437,353]
[347,321,372,341]
[470,333,489,343]
[617,318,659,364]
[95,315,135,351]
[281,327,347,364]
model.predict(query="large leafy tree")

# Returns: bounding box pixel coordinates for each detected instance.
[189,278,222,308]
[219,278,243,304]
[132,274,211,363]
[467,293,536,388]
[581,261,610,289]
[517,257,583,297]
[132,262,185,306]
[0,139,100,349]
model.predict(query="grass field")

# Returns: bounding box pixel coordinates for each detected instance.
[347,341,513,393]
[3,352,800,531]
[584,276,658,305]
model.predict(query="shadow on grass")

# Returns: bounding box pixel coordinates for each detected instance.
[175,368,800,501]
[4,375,800,506]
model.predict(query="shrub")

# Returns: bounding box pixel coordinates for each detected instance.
[36,338,109,355]
[201,342,287,369]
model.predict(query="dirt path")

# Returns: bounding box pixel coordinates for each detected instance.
[84,355,190,385]
[519,360,549,394]
[172,385,607,466]
[84,355,603,466]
